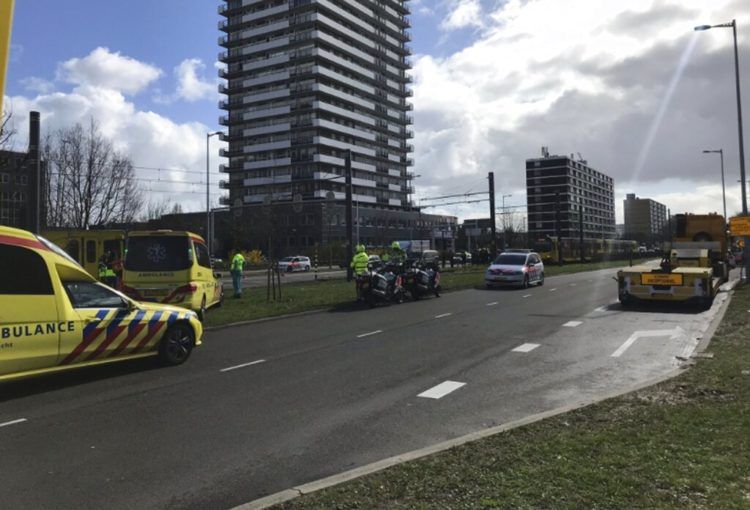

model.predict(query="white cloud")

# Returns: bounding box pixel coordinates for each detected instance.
[20,77,55,94]
[57,47,162,95]
[440,0,484,31]
[5,49,225,212]
[175,58,217,102]
[412,0,750,222]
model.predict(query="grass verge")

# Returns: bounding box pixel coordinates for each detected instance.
[205,258,648,327]
[273,284,750,509]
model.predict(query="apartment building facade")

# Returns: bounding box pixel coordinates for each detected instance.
[526,152,616,241]
[218,0,414,220]
[623,193,667,243]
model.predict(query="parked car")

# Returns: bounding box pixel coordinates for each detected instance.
[485,251,544,289]
[452,251,472,264]
[277,256,312,272]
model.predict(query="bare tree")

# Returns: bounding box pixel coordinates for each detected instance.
[45,119,143,228]
[0,106,16,149]
[140,198,183,222]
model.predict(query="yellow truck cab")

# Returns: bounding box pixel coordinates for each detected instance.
[0,226,203,382]
[120,230,222,321]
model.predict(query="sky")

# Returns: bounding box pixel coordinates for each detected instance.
[4,0,750,226]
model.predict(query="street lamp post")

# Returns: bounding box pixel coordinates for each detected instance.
[206,131,222,255]
[703,149,727,221]
[695,20,747,214]
[501,193,512,249]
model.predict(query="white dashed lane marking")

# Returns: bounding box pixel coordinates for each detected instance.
[434,313,453,319]
[418,381,466,399]
[357,330,383,338]
[523,294,532,298]
[569,283,577,287]
[563,321,583,327]
[0,418,27,428]
[549,288,558,292]
[486,302,498,307]
[512,343,540,353]
[220,359,266,373]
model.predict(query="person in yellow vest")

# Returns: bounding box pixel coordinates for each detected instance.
[351,244,369,300]
[231,250,246,298]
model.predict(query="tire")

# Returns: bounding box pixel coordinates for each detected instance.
[197,296,207,322]
[538,272,545,286]
[158,323,195,366]
[286,266,293,273]
[305,265,310,272]
[521,275,529,289]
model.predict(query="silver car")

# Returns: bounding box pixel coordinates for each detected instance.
[277,256,311,272]
[485,251,544,289]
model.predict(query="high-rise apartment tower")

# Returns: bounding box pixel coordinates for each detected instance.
[218,0,414,212]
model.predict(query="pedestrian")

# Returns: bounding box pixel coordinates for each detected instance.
[350,244,369,300]
[231,250,246,298]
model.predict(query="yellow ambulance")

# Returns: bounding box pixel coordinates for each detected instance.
[0,226,203,382]
[120,230,223,321]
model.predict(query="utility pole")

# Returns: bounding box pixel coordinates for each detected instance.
[345,149,353,281]
[555,191,562,266]
[489,172,497,258]
[579,206,585,264]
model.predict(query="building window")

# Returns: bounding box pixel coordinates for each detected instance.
[0,173,8,183]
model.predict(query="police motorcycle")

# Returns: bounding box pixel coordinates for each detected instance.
[358,259,405,307]
[404,258,441,300]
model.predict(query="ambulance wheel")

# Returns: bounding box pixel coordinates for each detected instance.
[159,323,194,366]
[198,296,207,322]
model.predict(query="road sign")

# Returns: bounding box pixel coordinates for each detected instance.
[730,216,750,236]
[233,198,242,218]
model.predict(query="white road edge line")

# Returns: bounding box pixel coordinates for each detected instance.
[0,418,27,428]
[418,381,466,399]
[434,313,452,319]
[356,330,383,338]
[523,294,532,298]
[220,359,267,373]
[512,343,540,353]
[563,321,583,328]
[486,302,498,306]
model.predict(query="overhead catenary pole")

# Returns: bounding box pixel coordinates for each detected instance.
[488,172,497,258]
[345,150,354,281]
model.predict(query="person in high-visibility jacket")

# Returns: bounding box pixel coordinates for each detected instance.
[351,244,369,276]
[351,244,369,300]
[230,251,245,298]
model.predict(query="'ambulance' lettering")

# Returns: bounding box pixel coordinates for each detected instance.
[0,322,76,340]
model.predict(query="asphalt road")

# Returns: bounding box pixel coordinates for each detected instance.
[0,266,733,509]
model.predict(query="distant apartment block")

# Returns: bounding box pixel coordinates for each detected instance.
[623,193,667,242]
[526,151,616,241]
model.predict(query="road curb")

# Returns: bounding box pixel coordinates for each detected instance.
[231,369,685,510]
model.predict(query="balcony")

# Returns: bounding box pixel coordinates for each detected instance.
[404,89,413,97]
[402,186,414,194]
[219,180,230,189]
[403,158,414,166]
[218,83,228,94]
[404,103,413,111]
[219,195,231,206]
[401,143,414,152]
[404,129,414,138]
[218,132,229,142]
[218,4,226,15]
[218,51,228,61]
[218,68,228,79]
[218,19,228,30]
[218,115,229,126]
[218,99,228,110]
[218,35,228,46]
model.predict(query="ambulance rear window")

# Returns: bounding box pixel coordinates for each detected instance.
[0,244,54,295]
[124,236,192,272]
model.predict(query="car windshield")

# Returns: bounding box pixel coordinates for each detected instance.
[493,254,527,266]
[124,236,191,272]
[280,257,294,262]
